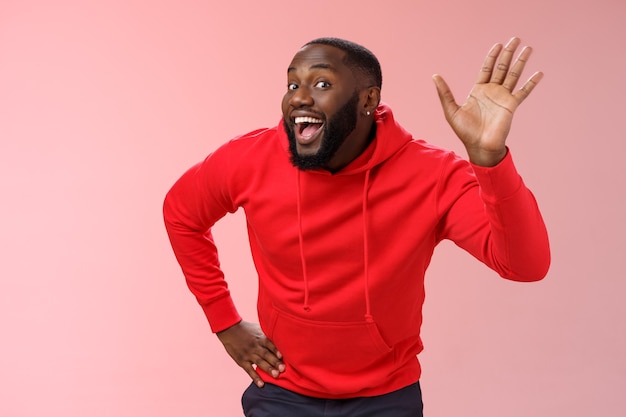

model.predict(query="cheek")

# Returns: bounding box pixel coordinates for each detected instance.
[281,94,291,115]
[314,91,347,115]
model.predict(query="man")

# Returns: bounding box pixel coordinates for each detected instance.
[164,37,550,416]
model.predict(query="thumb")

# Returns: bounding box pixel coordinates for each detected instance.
[432,74,459,122]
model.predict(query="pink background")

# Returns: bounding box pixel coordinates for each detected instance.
[1,0,624,416]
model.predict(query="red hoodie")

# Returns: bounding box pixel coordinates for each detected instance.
[163,104,550,398]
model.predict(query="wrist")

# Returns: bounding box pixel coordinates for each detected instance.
[466,147,508,167]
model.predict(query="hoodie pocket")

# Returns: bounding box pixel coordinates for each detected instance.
[266,304,394,394]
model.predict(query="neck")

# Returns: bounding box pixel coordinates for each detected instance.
[325,122,376,172]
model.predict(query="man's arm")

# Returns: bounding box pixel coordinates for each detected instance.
[436,150,550,281]
[163,149,284,388]
[432,37,550,280]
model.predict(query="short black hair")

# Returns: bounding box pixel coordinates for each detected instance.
[304,37,382,89]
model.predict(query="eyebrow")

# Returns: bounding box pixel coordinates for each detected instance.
[287,63,338,73]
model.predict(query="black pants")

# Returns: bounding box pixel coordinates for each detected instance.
[241,381,423,417]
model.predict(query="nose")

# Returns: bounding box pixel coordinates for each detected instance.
[289,86,314,107]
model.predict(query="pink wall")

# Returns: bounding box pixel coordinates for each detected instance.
[1,0,624,416]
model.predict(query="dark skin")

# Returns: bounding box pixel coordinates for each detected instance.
[282,43,382,172]
[433,37,543,166]
[217,37,542,388]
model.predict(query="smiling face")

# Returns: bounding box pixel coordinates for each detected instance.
[281,43,378,171]
[286,89,360,171]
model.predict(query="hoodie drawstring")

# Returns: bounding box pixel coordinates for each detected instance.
[296,168,374,321]
[296,170,311,312]
[362,169,373,322]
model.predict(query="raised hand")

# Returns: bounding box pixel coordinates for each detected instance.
[216,320,285,387]
[432,37,543,166]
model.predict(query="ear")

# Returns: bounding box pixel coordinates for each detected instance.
[360,86,381,115]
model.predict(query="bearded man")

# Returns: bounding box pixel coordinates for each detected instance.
[164,37,550,417]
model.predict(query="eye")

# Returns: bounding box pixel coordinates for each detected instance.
[287,83,298,91]
[315,81,331,89]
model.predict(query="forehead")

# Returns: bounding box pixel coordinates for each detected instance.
[287,44,350,75]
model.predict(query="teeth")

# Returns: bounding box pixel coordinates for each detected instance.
[295,116,323,124]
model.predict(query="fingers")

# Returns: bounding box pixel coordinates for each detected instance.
[489,37,521,84]
[432,74,460,122]
[242,341,285,387]
[476,37,530,87]
[217,321,286,388]
[243,362,265,388]
[256,339,285,376]
[475,37,541,100]
[513,71,544,103]
[502,45,532,91]
[476,43,503,84]
[236,344,285,387]
[263,338,283,361]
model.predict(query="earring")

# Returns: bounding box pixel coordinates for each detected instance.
[366,111,371,116]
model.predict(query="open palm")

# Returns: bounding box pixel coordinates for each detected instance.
[433,38,543,166]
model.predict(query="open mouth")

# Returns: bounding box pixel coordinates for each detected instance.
[294,116,324,144]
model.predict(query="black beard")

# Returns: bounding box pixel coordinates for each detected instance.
[284,91,359,171]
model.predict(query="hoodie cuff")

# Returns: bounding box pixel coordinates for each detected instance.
[471,149,523,202]
[201,294,242,333]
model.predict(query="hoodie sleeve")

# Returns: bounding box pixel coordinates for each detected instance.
[436,149,551,281]
[163,144,243,332]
